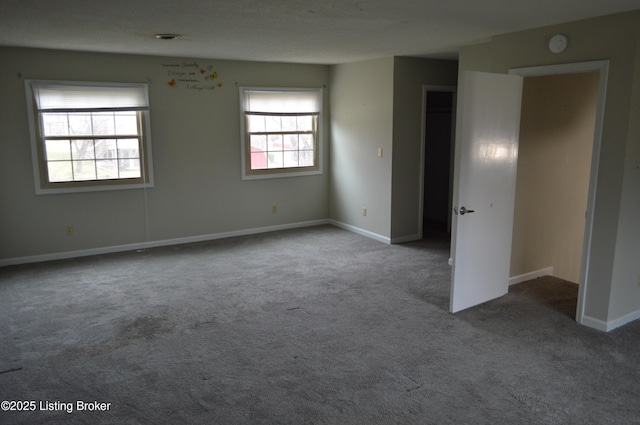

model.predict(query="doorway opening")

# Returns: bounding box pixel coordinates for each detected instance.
[508,61,609,325]
[421,86,456,241]
[509,71,599,318]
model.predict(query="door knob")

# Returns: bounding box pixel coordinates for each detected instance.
[459,206,475,215]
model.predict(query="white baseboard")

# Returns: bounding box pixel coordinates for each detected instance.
[390,233,421,244]
[328,220,391,244]
[582,309,640,332]
[606,309,640,331]
[509,267,554,286]
[0,219,330,267]
[579,315,609,332]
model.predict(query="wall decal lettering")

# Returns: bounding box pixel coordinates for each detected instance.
[162,62,222,91]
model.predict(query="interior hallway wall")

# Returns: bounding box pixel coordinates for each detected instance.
[511,72,599,283]
[610,27,640,322]
[329,58,394,239]
[328,57,457,242]
[390,57,457,242]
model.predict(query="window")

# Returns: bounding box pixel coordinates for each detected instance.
[25,80,154,194]
[240,87,322,179]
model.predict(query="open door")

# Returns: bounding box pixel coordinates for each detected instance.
[449,71,523,313]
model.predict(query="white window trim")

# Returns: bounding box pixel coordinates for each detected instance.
[239,86,323,180]
[24,79,155,195]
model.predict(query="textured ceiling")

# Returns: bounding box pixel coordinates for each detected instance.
[1,0,640,64]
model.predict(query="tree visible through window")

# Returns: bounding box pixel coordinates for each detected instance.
[41,111,142,182]
[26,80,154,194]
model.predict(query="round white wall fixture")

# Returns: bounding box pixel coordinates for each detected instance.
[549,34,568,53]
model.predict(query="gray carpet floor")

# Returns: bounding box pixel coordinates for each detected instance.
[1,224,639,424]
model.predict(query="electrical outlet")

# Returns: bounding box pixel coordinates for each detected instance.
[362,208,367,217]
[272,205,278,214]
[65,225,73,236]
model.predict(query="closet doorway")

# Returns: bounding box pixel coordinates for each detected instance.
[421,86,456,241]
[508,61,608,325]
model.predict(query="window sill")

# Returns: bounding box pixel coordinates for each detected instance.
[35,181,154,195]
[242,169,322,181]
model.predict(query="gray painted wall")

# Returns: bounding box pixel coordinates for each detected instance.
[610,27,640,323]
[329,58,394,239]
[328,56,458,241]
[1,49,457,261]
[0,47,330,260]
[391,57,458,241]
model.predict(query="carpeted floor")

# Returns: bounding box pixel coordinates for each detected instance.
[1,225,639,424]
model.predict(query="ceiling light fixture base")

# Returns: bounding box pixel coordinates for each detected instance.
[153,34,181,40]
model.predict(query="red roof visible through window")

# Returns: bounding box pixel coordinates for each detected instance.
[250,146,267,169]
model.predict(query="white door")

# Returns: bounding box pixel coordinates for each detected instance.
[449,71,523,313]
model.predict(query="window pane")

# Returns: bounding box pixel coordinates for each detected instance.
[68,113,92,135]
[73,160,97,181]
[300,134,314,150]
[267,134,283,152]
[95,139,117,159]
[118,159,141,178]
[248,115,265,133]
[71,140,95,160]
[283,134,298,151]
[117,138,140,159]
[281,116,297,132]
[283,151,299,168]
[250,135,267,151]
[115,112,138,135]
[96,159,118,179]
[45,139,71,160]
[92,112,115,135]
[265,115,282,132]
[267,151,283,168]
[297,115,313,131]
[42,113,68,136]
[299,150,314,166]
[47,161,73,182]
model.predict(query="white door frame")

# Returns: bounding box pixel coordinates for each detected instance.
[508,60,609,326]
[419,85,457,238]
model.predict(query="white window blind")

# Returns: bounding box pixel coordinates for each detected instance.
[242,89,321,114]
[31,81,149,112]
